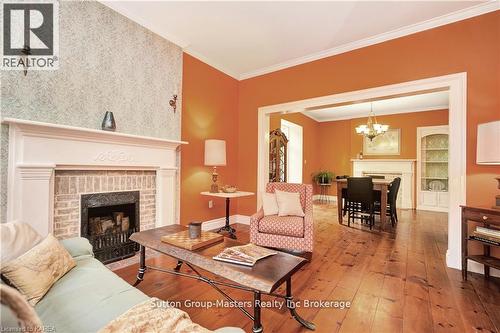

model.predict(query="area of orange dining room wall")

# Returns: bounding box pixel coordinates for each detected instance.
[236,11,500,216]
[180,54,241,224]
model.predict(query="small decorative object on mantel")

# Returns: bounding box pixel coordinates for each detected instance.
[169,94,178,113]
[476,121,500,209]
[222,185,237,193]
[101,111,116,131]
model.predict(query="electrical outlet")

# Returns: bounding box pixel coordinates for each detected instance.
[208,200,214,208]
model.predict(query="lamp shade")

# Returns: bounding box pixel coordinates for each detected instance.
[477,120,500,165]
[204,139,226,166]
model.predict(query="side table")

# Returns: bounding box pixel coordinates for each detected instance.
[318,183,331,204]
[200,191,254,239]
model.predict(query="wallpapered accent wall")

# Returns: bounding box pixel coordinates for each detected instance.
[0,1,183,223]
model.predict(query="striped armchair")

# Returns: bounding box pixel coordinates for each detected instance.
[250,183,313,253]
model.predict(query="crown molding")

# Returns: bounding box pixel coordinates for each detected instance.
[101,0,498,81]
[239,1,499,80]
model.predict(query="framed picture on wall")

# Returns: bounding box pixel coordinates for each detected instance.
[363,128,401,155]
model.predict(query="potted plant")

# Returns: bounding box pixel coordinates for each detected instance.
[312,170,334,185]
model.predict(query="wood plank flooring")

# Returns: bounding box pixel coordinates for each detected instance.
[114,204,500,333]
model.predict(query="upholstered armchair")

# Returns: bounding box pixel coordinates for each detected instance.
[250,183,313,253]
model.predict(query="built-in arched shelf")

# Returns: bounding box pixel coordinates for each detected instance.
[417,125,449,212]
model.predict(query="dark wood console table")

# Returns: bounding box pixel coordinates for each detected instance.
[461,205,500,280]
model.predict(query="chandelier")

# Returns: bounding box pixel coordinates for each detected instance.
[355,103,389,141]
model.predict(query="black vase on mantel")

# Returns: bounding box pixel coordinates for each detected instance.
[101,111,116,131]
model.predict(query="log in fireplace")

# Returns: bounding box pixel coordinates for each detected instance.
[80,191,140,264]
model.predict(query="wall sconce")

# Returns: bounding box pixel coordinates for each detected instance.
[169,95,178,113]
[21,45,31,76]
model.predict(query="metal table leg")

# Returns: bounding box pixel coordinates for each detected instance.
[217,197,236,239]
[253,291,263,333]
[286,277,316,330]
[133,245,146,286]
[174,260,183,272]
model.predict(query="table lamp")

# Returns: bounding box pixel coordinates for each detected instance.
[476,120,500,209]
[204,139,226,193]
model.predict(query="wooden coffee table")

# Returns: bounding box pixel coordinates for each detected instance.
[130,225,315,333]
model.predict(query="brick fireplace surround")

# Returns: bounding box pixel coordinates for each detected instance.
[3,118,186,237]
[54,170,156,239]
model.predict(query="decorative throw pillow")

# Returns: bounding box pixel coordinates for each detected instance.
[0,222,42,265]
[275,190,305,217]
[1,234,76,306]
[262,192,279,216]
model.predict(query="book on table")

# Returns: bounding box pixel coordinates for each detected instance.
[475,226,500,238]
[213,243,277,267]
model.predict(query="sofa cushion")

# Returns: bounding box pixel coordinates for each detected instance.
[258,215,304,237]
[1,234,76,306]
[60,237,94,260]
[35,257,148,333]
[0,222,42,264]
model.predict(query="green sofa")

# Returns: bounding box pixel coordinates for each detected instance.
[1,235,243,333]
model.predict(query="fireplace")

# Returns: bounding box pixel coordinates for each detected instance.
[81,191,140,264]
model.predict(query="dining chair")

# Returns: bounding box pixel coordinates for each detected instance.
[336,175,349,217]
[375,177,401,226]
[346,177,375,229]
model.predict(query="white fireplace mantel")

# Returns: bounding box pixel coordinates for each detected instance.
[3,118,187,236]
[351,158,416,209]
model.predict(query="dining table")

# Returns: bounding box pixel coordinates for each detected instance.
[334,178,392,230]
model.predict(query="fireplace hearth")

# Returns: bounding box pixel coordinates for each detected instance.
[81,191,140,264]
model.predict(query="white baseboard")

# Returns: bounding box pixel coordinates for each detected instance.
[312,195,337,202]
[201,214,250,231]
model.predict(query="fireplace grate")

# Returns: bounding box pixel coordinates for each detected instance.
[90,226,140,264]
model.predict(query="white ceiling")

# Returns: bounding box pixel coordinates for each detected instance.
[303,90,449,122]
[102,1,497,80]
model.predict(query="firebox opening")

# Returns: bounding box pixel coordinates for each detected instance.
[81,191,140,264]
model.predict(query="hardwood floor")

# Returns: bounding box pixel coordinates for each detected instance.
[114,204,500,333]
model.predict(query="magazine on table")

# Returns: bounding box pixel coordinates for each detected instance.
[213,244,277,266]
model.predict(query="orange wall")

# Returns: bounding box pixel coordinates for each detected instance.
[180,54,241,224]
[236,11,500,215]
[269,113,320,189]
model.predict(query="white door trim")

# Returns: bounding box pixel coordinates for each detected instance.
[257,72,466,270]
[281,119,303,183]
